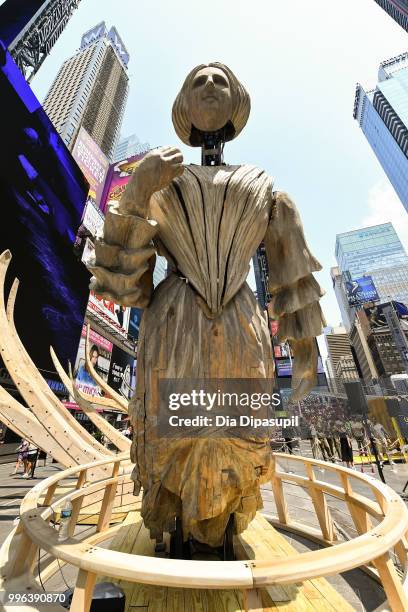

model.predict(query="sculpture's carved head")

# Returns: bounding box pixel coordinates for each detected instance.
[172,63,251,146]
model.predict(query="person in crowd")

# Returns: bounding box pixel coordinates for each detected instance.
[123,424,133,438]
[11,438,29,475]
[24,443,39,478]
[339,423,354,469]
[372,421,395,466]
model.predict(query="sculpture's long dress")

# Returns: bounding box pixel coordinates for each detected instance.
[90,164,325,546]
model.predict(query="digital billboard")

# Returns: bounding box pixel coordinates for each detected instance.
[128,307,143,341]
[269,318,325,378]
[364,301,408,330]
[0,47,90,373]
[72,127,109,207]
[88,291,131,336]
[345,275,379,306]
[100,151,148,213]
[107,345,135,401]
[74,325,112,396]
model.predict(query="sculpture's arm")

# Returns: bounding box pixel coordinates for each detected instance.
[88,146,183,308]
[264,191,326,401]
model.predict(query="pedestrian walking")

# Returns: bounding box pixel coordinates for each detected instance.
[11,439,29,475]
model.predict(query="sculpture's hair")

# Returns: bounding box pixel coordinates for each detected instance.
[172,62,251,146]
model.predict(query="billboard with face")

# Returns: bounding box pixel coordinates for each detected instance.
[74,325,112,396]
[345,275,379,306]
[72,127,109,207]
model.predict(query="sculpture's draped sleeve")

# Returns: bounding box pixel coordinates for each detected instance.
[88,202,158,308]
[264,191,326,341]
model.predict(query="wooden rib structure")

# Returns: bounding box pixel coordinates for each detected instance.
[0,249,132,479]
[1,453,407,611]
[49,347,130,453]
[84,325,128,412]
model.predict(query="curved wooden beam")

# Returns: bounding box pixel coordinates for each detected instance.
[0,386,76,466]
[49,347,127,414]
[85,324,129,412]
[78,389,127,413]
[0,251,108,474]
[69,368,131,453]
[50,346,130,453]
[6,278,109,457]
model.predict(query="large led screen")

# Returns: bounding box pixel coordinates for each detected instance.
[0,47,90,374]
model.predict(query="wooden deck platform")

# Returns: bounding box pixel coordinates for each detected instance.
[99,512,355,611]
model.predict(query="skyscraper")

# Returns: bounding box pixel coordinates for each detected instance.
[330,266,355,331]
[43,21,129,160]
[373,0,408,32]
[324,325,359,391]
[354,52,408,212]
[2,0,82,81]
[115,134,150,161]
[333,223,408,330]
[335,223,408,278]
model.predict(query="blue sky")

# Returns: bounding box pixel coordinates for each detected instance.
[30,0,408,353]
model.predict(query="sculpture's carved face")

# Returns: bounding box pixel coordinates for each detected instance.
[188,66,233,132]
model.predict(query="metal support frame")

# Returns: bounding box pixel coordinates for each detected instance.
[9,0,82,82]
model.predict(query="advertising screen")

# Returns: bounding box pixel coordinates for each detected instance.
[100,152,148,213]
[128,307,143,341]
[364,304,388,329]
[88,291,131,336]
[0,48,89,373]
[74,325,112,396]
[269,318,325,378]
[345,275,379,306]
[72,127,109,207]
[107,345,136,401]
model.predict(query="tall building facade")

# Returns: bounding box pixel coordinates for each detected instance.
[43,21,129,160]
[330,266,355,330]
[324,326,359,391]
[373,0,408,32]
[354,52,408,212]
[3,0,82,81]
[115,134,150,161]
[335,223,408,306]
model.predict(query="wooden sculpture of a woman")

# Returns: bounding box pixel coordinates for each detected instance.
[89,63,325,550]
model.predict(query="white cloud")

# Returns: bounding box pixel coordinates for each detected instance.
[362,180,408,251]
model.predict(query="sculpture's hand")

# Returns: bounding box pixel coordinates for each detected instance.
[119,146,184,217]
[288,337,318,403]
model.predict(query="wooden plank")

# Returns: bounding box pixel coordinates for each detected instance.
[70,569,97,612]
[101,512,354,611]
[373,553,408,612]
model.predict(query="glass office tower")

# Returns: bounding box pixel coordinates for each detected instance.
[354,52,408,212]
[335,223,408,307]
